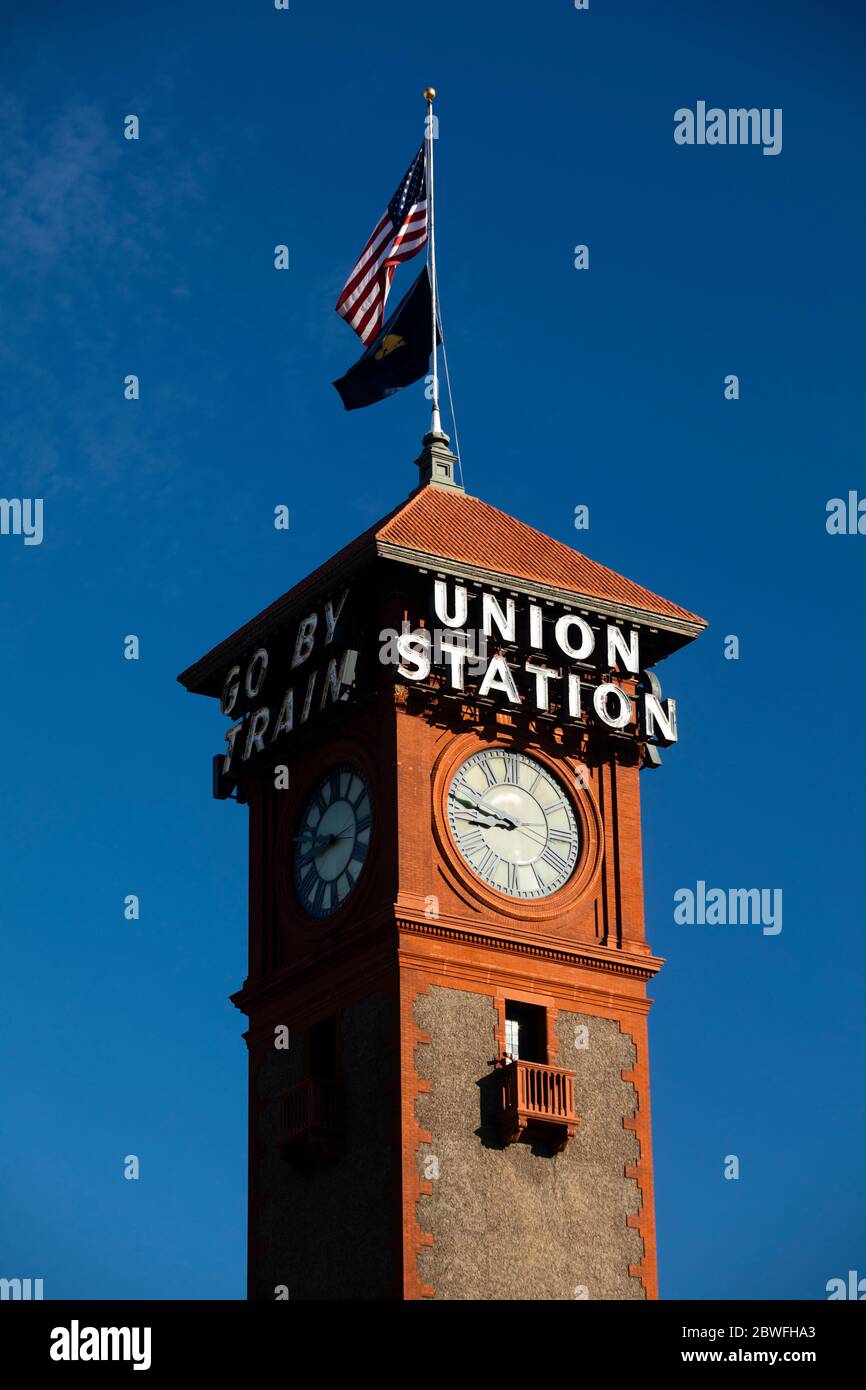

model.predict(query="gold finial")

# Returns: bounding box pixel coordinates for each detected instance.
[423,87,436,102]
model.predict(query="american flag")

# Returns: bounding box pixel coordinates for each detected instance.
[336,145,428,345]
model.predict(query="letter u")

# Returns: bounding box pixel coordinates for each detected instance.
[433,578,468,628]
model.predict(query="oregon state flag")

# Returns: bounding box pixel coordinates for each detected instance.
[333,267,438,411]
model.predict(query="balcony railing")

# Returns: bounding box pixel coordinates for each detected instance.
[278,1078,341,1160]
[499,1059,579,1152]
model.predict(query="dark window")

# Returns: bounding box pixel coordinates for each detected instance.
[504,1001,547,1063]
[309,1017,337,1081]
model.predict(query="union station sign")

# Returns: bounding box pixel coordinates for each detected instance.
[216,575,680,779]
[388,578,678,743]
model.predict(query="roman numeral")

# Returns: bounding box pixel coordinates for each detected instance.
[540,845,568,875]
[504,754,520,785]
[479,758,498,787]
[458,828,486,855]
[299,867,318,902]
[355,814,371,834]
[507,861,520,894]
[477,847,500,880]
[312,878,326,913]
[548,826,573,845]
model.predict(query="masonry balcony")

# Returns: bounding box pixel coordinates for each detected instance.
[278,1079,341,1161]
[498,1059,579,1153]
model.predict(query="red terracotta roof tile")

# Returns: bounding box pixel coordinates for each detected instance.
[376,487,705,625]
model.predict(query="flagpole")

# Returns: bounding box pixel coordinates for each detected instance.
[424,87,442,435]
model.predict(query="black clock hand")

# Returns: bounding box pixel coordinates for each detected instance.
[453,809,508,829]
[458,811,550,845]
[453,790,487,811]
[311,825,358,855]
[296,834,333,864]
[453,788,505,814]
[452,789,521,829]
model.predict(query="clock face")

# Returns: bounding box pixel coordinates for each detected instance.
[447,749,579,900]
[293,765,372,918]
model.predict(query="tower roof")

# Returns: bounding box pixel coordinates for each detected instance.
[376,486,704,624]
[179,483,706,694]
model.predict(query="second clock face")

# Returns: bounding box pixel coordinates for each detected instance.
[447,749,579,900]
[293,765,372,918]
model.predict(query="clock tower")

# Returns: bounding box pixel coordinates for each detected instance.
[178,430,705,1301]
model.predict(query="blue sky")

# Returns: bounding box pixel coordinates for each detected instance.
[1,0,864,1300]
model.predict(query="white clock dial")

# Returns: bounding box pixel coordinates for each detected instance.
[447,750,579,900]
[293,765,372,918]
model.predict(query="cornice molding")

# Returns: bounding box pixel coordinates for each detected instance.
[375,541,705,641]
[396,915,664,982]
